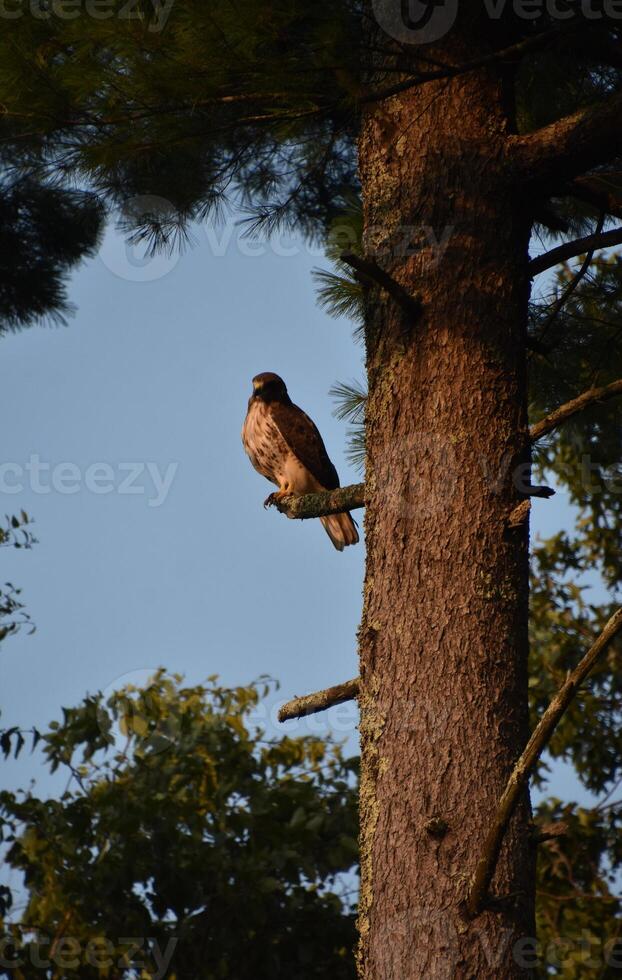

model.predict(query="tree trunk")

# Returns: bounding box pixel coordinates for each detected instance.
[357,16,535,979]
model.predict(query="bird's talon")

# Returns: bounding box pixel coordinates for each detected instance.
[264,490,290,509]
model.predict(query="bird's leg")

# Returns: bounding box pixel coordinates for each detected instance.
[264,482,291,509]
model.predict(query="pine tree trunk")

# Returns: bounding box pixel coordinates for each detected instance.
[357,17,535,979]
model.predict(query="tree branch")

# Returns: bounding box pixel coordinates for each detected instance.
[529,379,622,443]
[278,678,360,722]
[528,224,622,277]
[509,89,622,185]
[521,485,555,498]
[466,607,622,919]
[267,483,365,519]
[360,27,581,103]
[530,214,605,350]
[568,175,622,222]
[265,383,622,525]
[340,251,422,319]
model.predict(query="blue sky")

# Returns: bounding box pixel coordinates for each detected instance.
[0,215,601,811]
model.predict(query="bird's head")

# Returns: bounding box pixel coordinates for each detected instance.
[250,372,290,404]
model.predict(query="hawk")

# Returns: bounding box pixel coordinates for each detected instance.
[242,372,359,551]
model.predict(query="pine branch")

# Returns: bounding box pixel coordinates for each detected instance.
[529,378,622,442]
[360,27,581,103]
[466,607,622,919]
[266,483,365,519]
[568,175,622,221]
[510,89,622,185]
[340,251,422,319]
[278,678,360,722]
[531,214,604,348]
[529,224,622,276]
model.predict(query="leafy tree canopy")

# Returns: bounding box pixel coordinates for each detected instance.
[0,672,358,979]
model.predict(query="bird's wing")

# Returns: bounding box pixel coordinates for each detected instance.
[270,401,340,490]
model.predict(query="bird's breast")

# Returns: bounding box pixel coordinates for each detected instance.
[242,401,286,482]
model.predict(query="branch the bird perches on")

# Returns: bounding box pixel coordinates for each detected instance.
[268,483,365,520]
[270,379,622,522]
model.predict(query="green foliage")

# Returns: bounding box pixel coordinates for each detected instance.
[0,672,358,979]
[530,257,622,589]
[0,1,362,247]
[535,799,622,979]
[0,514,36,645]
[0,178,104,333]
[0,513,36,552]
[526,252,622,967]
[330,380,367,473]
[313,198,364,336]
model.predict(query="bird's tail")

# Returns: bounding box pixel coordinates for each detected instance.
[320,512,359,551]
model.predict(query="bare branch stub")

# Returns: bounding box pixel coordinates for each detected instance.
[521,485,555,499]
[340,251,422,320]
[278,678,360,722]
[466,607,622,919]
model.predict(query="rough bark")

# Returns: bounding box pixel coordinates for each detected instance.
[357,16,535,979]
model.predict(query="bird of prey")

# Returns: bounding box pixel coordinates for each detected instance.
[242,372,359,551]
